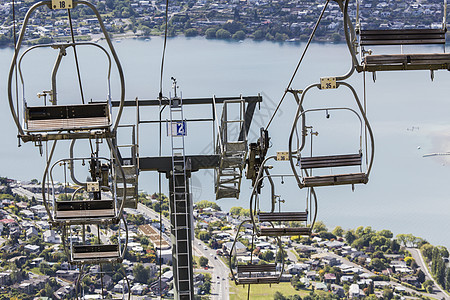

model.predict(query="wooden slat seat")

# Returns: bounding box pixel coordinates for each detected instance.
[359,29,450,72]
[55,199,115,219]
[303,172,367,187]
[260,227,311,237]
[300,153,362,169]
[360,29,446,46]
[363,53,450,71]
[259,212,307,222]
[25,102,110,132]
[237,276,279,285]
[72,244,119,260]
[237,264,276,273]
[236,264,279,285]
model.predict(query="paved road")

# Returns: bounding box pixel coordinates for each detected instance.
[286,248,298,263]
[408,248,449,299]
[193,239,230,300]
[137,203,230,299]
[12,186,44,201]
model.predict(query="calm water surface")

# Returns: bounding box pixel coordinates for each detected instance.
[1,37,449,249]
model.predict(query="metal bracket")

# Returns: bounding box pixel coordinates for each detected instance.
[33,134,43,156]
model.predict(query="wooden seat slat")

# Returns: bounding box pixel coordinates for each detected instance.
[72,244,120,260]
[303,172,367,187]
[237,277,279,285]
[260,227,312,236]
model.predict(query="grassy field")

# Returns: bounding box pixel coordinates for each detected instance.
[229,282,314,300]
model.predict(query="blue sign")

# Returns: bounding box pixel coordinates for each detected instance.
[168,121,187,136]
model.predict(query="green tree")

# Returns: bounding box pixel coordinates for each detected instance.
[377,229,393,238]
[0,34,11,46]
[260,250,275,262]
[205,28,217,39]
[438,246,449,258]
[423,279,434,292]
[198,231,211,241]
[133,263,149,283]
[332,226,344,237]
[265,33,274,41]
[274,291,286,300]
[140,25,151,36]
[382,287,393,299]
[445,268,450,290]
[416,269,425,284]
[216,29,231,39]
[345,230,356,244]
[390,239,400,252]
[274,33,288,41]
[232,30,246,40]
[366,280,374,295]
[369,258,385,272]
[184,28,198,37]
[199,256,209,267]
[253,30,265,40]
[313,221,327,233]
[331,33,341,42]
[195,200,221,210]
[421,243,434,261]
[229,206,242,216]
[352,237,365,250]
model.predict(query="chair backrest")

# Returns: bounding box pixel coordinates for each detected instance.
[26,102,110,132]
[237,264,276,274]
[360,29,446,46]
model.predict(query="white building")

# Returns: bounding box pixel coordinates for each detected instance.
[43,230,61,244]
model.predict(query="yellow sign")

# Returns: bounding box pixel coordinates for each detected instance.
[51,0,72,9]
[276,151,289,161]
[86,181,100,192]
[320,77,337,89]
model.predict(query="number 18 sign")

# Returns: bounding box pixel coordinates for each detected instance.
[167,121,187,136]
[52,0,72,9]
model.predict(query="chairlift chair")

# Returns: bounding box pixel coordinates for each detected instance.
[348,0,450,74]
[249,162,316,237]
[229,220,284,286]
[288,83,374,189]
[62,216,128,265]
[45,156,126,226]
[7,1,125,144]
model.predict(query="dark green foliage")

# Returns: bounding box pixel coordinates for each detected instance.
[205,28,218,39]
[199,256,208,267]
[195,200,221,211]
[133,263,150,283]
[216,29,231,39]
[232,30,246,40]
[274,291,286,300]
[185,28,198,37]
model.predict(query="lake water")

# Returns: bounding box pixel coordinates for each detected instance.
[1,37,450,250]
